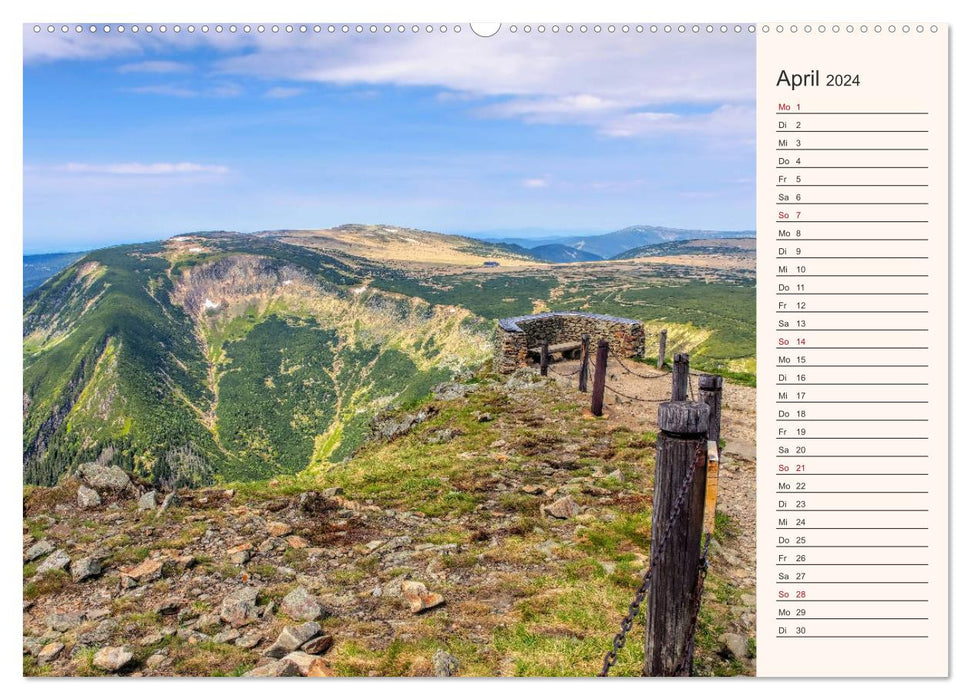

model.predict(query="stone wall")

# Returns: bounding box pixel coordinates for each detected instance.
[493,312,645,373]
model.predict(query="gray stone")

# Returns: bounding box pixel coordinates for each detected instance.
[36,549,71,576]
[243,658,301,677]
[145,653,168,670]
[70,556,102,582]
[24,539,55,562]
[77,462,132,491]
[160,491,180,511]
[47,611,84,632]
[280,586,325,621]
[219,586,261,627]
[606,469,625,482]
[137,490,158,511]
[719,632,751,660]
[78,619,118,646]
[234,630,263,649]
[433,649,460,677]
[265,622,321,658]
[300,634,334,655]
[213,628,241,644]
[543,495,580,519]
[77,485,102,509]
[92,646,133,672]
[37,642,64,664]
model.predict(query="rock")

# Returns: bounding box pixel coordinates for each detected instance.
[36,549,71,576]
[24,539,55,562]
[476,412,494,423]
[77,485,102,509]
[145,653,167,670]
[78,619,118,646]
[226,543,252,565]
[47,610,85,631]
[401,580,446,614]
[281,586,325,621]
[137,490,158,511]
[77,463,131,491]
[285,535,309,549]
[719,632,750,660]
[235,630,263,649]
[431,382,475,400]
[220,586,261,628]
[153,599,180,615]
[160,491,180,511]
[320,486,343,498]
[92,646,133,672]
[543,495,580,519]
[433,649,460,677]
[243,658,301,677]
[606,469,625,482]
[267,521,293,537]
[70,556,102,582]
[521,484,544,495]
[282,651,332,677]
[265,622,321,658]
[119,558,163,587]
[213,628,241,644]
[300,634,334,655]
[37,642,64,664]
[138,632,164,646]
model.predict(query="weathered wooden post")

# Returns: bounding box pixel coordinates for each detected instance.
[698,374,723,446]
[540,341,550,377]
[590,340,608,417]
[578,333,590,393]
[699,374,724,535]
[644,400,710,677]
[671,353,689,401]
[657,329,668,369]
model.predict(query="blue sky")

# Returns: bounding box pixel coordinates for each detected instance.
[23,26,755,254]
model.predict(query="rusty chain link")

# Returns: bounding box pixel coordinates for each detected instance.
[674,532,713,676]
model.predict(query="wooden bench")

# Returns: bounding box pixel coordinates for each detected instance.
[527,341,583,360]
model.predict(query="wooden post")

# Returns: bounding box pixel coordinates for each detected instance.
[671,353,689,401]
[698,374,724,536]
[644,401,710,677]
[578,333,590,393]
[590,340,608,417]
[540,341,550,377]
[657,329,668,369]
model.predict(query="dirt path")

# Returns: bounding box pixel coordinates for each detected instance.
[547,357,758,662]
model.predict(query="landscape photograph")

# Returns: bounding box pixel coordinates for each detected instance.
[22,24,756,677]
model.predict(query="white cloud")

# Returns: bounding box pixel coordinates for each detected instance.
[127,83,242,98]
[54,162,230,176]
[522,178,549,189]
[118,60,190,74]
[263,86,305,99]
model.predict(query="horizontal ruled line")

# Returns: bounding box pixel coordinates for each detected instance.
[776,582,929,585]
[774,220,929,223]
[776,257,929,260]
[775,473,930,476]
[775,130,929,133]
[776,184,929,187]
[774,112,928,115]
[776,509,929,512]
[775,491,928,494]
[775,238,929,242]
[775,148,928,151]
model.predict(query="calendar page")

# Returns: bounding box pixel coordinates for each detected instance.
[17,19,948,682]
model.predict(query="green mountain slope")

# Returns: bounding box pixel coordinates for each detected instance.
[23,233,490,486]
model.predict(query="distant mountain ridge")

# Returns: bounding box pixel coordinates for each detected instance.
[529,244,603,263]
[480,224,755,259]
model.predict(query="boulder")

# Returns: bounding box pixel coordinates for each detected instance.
[37,642,64,664]
[92,646,133,672]
[70,556,102,582]
[160,491,180,511]
[243,658,301,677]
[401,580,446,614]
[300,634,334,655]
[281,586,325,621]
[137,490,158,511]
[47,611,84,632]
[77,485,102,509]
[24,539,55,563]
[36,549,71,576]
[219,586,261,628]
[265,622,321,658]
[543,495,580,519]
[267,521,293,537]
[282,651,332,677]
[77,463,131,491]
[119,558,163,587]
[719,633,751,660]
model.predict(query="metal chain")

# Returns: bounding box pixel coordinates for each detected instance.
[609,350,669,381]
[674,532,712,676]
[603,383,666,404]
[548,363,583,378]
[598,465,698,676]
